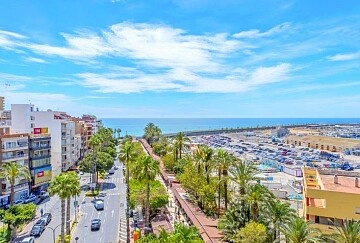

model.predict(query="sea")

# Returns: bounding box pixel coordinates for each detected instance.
[101,118,360,137]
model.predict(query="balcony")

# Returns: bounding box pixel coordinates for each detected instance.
[31,154,51,160]
[2,153,28,162]
[2,183,29,193]
[29,144,51,150]
[1,143,29,152]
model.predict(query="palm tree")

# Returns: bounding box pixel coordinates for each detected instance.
[172,223,203,243]
[229,159,258,197]
[327,219,360,243]
[65,172,80,236]
[281,217,324,243]
[48,173,72,243]
[0,162,31,206]
[116,128,122,139]
[119,141,135,243]
[143,123,162,145]
[133,155,159,227]
[266,199,295,242]
[195,145,213,184]
[174,132,190,160]
[214,149,233,215]
[245,183,274,221]
[88,135,103,183]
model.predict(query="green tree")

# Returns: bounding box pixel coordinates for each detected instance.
[229,159,258,197]
[234,221,268,243]
[132,155,159,227]
[327,219,360,243]
[174,132,190,160]
[119,140,136,242]
[143,123,162,145]
[194,145,213,184]
[0,204,36,240]
[129,179,168,213]
[48,172,80,243]
[171,223,203,243]
[245,183,274,221]
[214,149,233,215]
[117,128,122,139]
[64,172,80,235]
[218,200,251,242]
[266,199,295,242]
[281,217,324,243]
[0,162,31,206]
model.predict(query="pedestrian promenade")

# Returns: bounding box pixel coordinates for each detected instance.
[139,139,222,243]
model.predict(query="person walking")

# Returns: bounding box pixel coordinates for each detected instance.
[40,208,44,217]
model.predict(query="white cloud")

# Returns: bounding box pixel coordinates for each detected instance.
[328,51,360,61]
[233,22,291,38]
[0,30,26,49]
[24,57,47,63]
[77,63,292,93]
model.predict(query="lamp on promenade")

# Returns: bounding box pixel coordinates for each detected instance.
[46,220,71,243]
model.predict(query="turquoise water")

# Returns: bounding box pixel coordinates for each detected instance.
[257,164,273,171]
[101,118,360,137]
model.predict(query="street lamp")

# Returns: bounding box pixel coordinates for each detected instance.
[46,220,71,243]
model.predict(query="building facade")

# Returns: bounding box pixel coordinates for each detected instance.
[0,133,31,207]
[29,133,52,193]
[302,167,360,234]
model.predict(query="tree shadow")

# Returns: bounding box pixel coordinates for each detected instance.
[100,182,116,190]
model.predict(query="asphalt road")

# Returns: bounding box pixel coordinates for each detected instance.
[72,157,127,243]
[14,173,89,243]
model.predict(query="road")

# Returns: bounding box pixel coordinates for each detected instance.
[14,173,89,243]
[71,157,127,243]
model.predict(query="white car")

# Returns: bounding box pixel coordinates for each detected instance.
[20,236,35,243]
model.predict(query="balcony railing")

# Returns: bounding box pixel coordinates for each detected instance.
[29,144,51,150]
[3,183,29,193]
[2,153,28,161]
[31,154,51,160]
[1,144,28,151]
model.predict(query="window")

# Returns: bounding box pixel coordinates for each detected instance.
[355,207,360,214]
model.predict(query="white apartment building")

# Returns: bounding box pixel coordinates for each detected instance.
[32,111,75,175]
[10,104,77,176]
[0,133,30,206]
[10,104,35,134]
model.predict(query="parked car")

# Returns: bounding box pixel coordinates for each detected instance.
[35,218,47,227]
[39,191,49,200]
[30,225,45,237]
[24,195,38,204]
[14,199,24,205]
[41,213,52,225]
[91,219,101,231]
[20,236,35,243]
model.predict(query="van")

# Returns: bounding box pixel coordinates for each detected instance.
[94,200,104,210]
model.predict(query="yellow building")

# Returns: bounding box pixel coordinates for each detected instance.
[302,167,360,234]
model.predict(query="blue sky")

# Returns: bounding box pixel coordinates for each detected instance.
[0,0,359,118]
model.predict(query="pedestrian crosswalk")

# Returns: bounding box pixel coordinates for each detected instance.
[104,177,125,184]
[119,206,127,242]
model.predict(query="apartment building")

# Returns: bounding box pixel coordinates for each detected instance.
[29,132,52,193]
[0,96,4,111]
[0,133,30,207]
[302,167,360,234]
[32,110,75,175]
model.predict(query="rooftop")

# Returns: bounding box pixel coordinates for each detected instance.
[320,174,360,194]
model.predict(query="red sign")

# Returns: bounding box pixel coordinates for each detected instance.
[34,128,42,134]
[33,127,49,134]
[37,171,44,177]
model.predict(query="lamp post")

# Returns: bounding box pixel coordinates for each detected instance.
[46,219,72,243]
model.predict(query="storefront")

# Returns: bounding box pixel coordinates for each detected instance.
[32,165,52,194]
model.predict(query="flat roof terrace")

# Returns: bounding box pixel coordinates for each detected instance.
[320,174,360,194]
